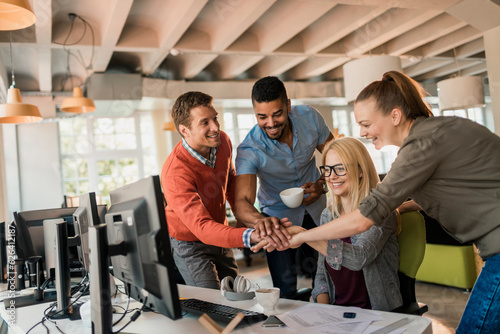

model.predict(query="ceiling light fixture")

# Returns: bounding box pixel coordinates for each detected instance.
[437,48,485,111]
[60,13,96,113]
[343,55,402,103]
[0,31,42,123]
[61,86,96,113]
[0,0,36,31]
[162,120,176,131]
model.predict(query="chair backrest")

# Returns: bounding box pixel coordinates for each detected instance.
[398,211,426,278]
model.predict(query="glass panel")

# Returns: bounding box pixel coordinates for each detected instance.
[64,181,77,196]
[143,159,156,177]
[115,134,136,150]
[94,118,114,134]
[95,134,115,150]
[333,110,350,137]
[79,180,89,193]
[62,159,76,178]
[118,158,138,176]
[97,160,115,176]
[77,159,88,177]
[74,136,90,154]
[73,118,88,135]
[350,112,360,138]
[142,133,153,150]
[60,137,75,155]
[237,114,256,130]
[98,176,116,197]
[58,119,74,136]
[116,118,135,133]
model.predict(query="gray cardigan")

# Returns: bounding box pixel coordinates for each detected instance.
[311,208,402,311]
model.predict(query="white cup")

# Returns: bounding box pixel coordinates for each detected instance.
[255,288,280,315]
[279,187,304,208]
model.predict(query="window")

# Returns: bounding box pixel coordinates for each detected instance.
[59,111,158,205]
[222,107,257,159]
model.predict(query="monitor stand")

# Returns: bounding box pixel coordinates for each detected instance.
[47,221,81,320]
[89,224,113,334]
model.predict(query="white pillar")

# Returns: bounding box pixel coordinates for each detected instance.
[484,25,500,135]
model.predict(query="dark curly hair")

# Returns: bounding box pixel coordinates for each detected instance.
[251,76,288,105]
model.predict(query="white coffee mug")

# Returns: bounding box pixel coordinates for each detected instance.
[255,287,280,315]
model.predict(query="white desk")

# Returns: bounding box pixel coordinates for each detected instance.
[0,285,432,334]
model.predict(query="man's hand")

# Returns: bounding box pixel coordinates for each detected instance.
[253,217,292,249]
[251,225,305,253]
[301,181,324,206]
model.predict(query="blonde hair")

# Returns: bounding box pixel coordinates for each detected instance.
[322,137,401,233]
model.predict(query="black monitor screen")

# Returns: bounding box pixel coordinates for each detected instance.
[73,194,107,272]
[106,175,181,320]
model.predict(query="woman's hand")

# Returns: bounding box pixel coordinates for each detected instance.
[251,225,305,252]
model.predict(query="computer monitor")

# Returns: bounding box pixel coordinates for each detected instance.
[13,207,78,270]
[13,205,107,279]
[73,193,107,272]
[89,176,181,332]
[105,175,181,320]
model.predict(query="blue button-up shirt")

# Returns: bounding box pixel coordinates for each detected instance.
[235,105,331,226]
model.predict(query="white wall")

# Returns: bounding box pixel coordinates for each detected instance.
[16,121,63,211]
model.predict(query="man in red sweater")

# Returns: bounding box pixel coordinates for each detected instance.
[162,91,285,289]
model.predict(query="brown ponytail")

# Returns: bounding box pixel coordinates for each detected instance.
[356,71,433,119]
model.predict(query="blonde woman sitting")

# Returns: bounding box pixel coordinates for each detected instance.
[256,137,402,311]
[310,137,402,311]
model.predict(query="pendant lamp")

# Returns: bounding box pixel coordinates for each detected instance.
[343,55,402,103]
[0,31,42,123]
[0,0,36,31]
[437,76,485,111]
[59,13,96,114]
[162,120,176,131]
[437,47,485,111]
[61,87,96,113]
[0,86,42,123]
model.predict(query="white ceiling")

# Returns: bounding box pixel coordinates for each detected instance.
[0,0,499,100]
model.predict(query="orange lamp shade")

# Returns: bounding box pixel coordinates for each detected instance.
[0,87,42,123]
[61,87,96,113]
[0,0,37,31]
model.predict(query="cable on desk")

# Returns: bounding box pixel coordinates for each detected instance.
[26,319,49,334]
[113,296,148,334]
[25,278,88,334]
[112,288,131,326]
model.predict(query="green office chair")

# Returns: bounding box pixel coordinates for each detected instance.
[391,211,429,315]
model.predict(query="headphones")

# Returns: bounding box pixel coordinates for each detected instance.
[221,275,251,294]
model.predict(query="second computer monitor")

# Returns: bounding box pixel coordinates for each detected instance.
[106,175,181,320]
[73,193,107,272]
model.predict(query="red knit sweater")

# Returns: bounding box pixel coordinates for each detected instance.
[161,131,246,248]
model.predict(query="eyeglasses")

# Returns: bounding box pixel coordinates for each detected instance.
[319,164,346,177]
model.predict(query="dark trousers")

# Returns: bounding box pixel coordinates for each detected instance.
[264,212,318,298]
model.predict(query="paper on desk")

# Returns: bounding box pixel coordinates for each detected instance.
[277,303,384,334]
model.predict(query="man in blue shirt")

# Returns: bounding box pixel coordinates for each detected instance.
[235,76,334,298]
